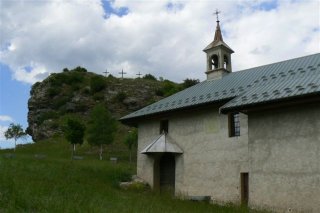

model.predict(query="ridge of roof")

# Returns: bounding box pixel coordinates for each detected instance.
[231,52,320,75]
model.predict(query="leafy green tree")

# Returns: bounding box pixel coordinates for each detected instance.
[87,104,117,160]
[63,118,86,158]
[124,129,138,163]
[4,123,27,152]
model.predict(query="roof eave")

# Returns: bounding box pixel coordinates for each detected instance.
[120,98,233,125]
[220,92,320,114]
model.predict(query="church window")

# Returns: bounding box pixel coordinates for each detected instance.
[228,113,240,137]
[160,120,169,134]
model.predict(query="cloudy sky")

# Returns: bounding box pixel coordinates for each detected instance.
[0,0,319,148]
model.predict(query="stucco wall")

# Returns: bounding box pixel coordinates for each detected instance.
[248,103,320,213]
[137,107,248,203]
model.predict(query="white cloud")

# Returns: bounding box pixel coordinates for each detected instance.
[0,115,13,122]
[0,0,319,84]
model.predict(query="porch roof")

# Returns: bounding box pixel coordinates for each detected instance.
[141,133,183,154]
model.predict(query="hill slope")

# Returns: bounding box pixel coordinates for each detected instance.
[27,67,182,142]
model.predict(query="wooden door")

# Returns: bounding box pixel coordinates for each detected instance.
[159,153,175,194]
[241,173,249,205]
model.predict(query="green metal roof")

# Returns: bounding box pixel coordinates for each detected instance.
[120,53,320,122]
[220,71,320,112]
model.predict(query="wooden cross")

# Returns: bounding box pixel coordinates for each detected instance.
[136,72,142,78]
[214,9,221,22]
[103,69,109,76]
[119,69,127,79]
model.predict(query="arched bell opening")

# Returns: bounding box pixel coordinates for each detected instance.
[211,54,219,70]
[224,55,229,69]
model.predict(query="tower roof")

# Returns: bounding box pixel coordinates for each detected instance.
[203,21,234,53]
[213,21,223,42]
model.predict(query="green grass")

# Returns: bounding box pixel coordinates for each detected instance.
[0,139,265,212]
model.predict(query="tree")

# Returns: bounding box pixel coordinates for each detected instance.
[4,123,27,152]
[63,118,86,158]
[124,129,138,163]
[182,78,200,89]
[87,104,117,160]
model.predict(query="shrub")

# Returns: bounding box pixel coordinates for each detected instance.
[157,80,181,97]
[142,74,157,81]
[93,93,105,101]
[72,66,87,73]
[65,72,84,84]
[49,74,65,87]
[182,78,200,89]
[52,96,70,109]
[47,87,61,98]
[90,76,106,93]
[155,89,164,96]
[30,82,41,95]
[37,111,60,124]
[115,92,127,102]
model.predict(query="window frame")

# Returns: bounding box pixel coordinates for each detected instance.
[160,120,169,134]
[228,113,240,137]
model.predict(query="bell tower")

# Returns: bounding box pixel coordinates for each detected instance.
[203,10,234,80]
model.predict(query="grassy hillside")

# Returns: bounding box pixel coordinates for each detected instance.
[0,139,267,213]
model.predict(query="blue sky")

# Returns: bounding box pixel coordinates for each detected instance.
[0,64,31,148]
[0,0,319,149]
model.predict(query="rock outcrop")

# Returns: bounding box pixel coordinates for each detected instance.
[27,69,171,142]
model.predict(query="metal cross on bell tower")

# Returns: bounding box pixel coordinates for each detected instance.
[213,9,220,22]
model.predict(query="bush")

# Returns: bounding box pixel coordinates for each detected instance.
[90,76,106,93]
[47,87,61,98]
[157,80,181,97]
[30,82,41,95]
[52,96,70,109]
[182,78,200,89]
[93,93,104,101]
[155,89,164,96]
[37,111,60,124]
[72,66,87,73]
[115,92,127,102]
[65,72,85,84]
[142,74,157,81]
[49,73,65,87]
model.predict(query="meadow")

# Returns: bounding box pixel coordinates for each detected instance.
[0,138,265,212]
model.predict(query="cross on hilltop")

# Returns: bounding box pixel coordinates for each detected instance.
[119,69,127,79]
[136,72,142,78]
[103,69,109,76]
